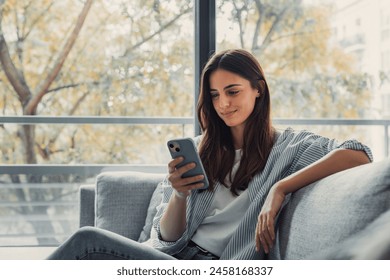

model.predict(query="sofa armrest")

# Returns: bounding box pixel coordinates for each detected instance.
[94,171,165,240]
[309,209,390,259]
[79,184,96,228]
[270,159,390,260]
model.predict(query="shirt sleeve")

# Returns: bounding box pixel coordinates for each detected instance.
[285,129,373,176]
[150,176,174,242]
[149,176,189,254]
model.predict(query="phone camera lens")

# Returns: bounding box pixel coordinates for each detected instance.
[175,147,180,152]
[169,143,174,148]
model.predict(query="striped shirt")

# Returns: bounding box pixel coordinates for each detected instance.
[150,128,373,259]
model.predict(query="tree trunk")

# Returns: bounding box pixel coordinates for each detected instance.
[1,0,94,246]
[20,124,37,165]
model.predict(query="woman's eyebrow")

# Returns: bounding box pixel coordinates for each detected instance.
[224,84,242,90]
[210,84,242,91]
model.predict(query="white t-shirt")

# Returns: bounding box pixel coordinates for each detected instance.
[191,149,250,257]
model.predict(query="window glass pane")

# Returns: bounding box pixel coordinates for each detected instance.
[0,0,194,247]
[216,0,388,161]
[0,173,80,246]
[1,0,194,118]
[0,0,195,166]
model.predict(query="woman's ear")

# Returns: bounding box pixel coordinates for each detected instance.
[257,80,265,96]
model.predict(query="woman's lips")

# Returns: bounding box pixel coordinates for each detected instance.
[221,110,237,117]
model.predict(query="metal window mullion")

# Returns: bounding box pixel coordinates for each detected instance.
[385,124,389,158]
[0,116,192,125]
[0,164,167,175]
[194,0,216,136]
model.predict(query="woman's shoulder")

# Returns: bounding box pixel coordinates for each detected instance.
[273,127,321,146]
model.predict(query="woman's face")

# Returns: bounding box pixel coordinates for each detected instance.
[209,69,259,131]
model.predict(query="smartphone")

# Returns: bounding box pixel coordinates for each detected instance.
[167,137,209,189]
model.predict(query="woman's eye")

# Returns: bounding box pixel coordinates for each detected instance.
[228,90,239,95]
[210,92,219,99]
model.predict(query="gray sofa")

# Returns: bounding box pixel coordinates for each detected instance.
[79,159,390,260]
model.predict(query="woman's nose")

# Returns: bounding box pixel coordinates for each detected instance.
[218,95,230,108]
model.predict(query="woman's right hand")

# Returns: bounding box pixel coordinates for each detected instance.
[167,157,206,199]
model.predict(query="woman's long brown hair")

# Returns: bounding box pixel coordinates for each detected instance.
[197,49,275,195]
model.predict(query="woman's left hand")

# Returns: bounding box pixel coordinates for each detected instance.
[255,184,286,254]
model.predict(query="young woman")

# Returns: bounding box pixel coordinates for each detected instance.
[47,49,372,260]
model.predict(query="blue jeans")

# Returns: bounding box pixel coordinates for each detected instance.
[46,226,218,260]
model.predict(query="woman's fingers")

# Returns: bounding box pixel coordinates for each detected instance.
[255,214,275,254]
[268,220,276,241]
[255,219,264,253]
[168,159,196,179]
[179,175,205,187]
[259,216,269,254]
[168,157,184,173]
[167,159,205,192]
[262,216,274,251]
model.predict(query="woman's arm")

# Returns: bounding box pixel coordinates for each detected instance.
[160,157,205,242]
[159,189,188,242]
[255,148,371,253]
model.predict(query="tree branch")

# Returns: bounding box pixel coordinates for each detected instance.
[257,7,289,53]
[68,91,90,115]
[37,90,91,160]
[123,6,191,56]
[23,2,55,40]
[252,0,263,50]
[268,28,330,45]
[24,0,93,115]
[0,34,32,106]
[46,83,83,94]
[0,3,32,104]
[232,1,246,49]
[60,10,113,81]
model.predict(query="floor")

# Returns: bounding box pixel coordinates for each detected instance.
[0,247,57,260]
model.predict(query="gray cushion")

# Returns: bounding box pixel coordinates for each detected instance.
[270,159,390,260]
[95,171,164,240]
[137,182,164,243]
[309,209,390,259]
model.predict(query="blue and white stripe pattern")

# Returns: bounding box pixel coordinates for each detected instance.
[150,127,373,259]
